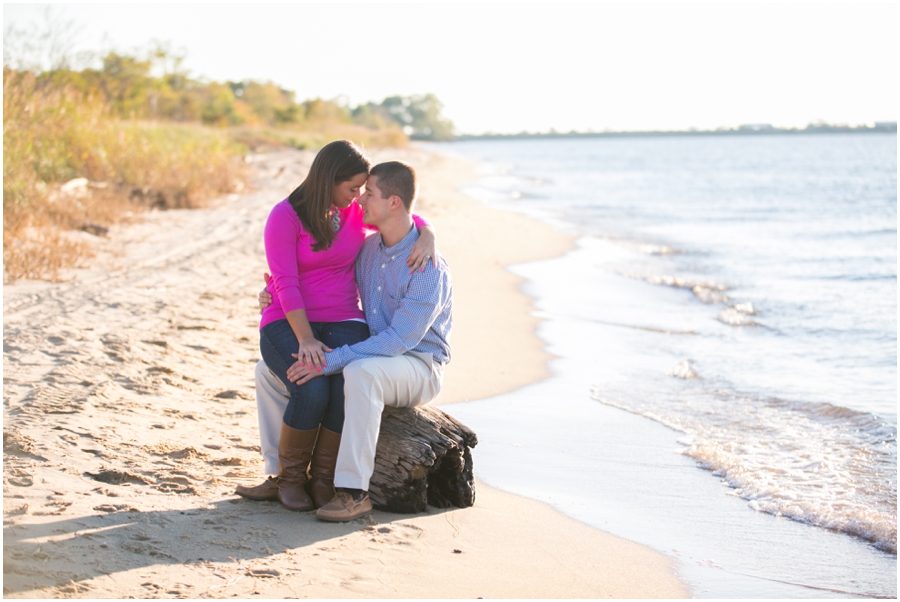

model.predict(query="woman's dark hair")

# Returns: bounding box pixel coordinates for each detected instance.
[288,140,370,252]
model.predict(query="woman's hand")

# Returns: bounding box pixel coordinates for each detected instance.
[408,225,438,273]
[287,359,318,385]
[258,272,273,314]
[296,338,332,373]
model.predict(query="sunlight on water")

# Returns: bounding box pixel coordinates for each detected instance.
[431,133,896,594]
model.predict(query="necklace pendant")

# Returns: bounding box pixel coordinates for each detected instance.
[331,207,341,232]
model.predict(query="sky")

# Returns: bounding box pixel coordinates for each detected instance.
[3,2,897,134]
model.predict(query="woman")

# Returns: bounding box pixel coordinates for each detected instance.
[235,140,436,511]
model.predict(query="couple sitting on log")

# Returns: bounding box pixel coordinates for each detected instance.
[236,140,453,522]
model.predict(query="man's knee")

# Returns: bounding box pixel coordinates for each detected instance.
[343,358,383,385]
[255,360,287,395]
[343,356,434,409]
[343,360,387,407]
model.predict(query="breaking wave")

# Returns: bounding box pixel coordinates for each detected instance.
[592,383,897,554]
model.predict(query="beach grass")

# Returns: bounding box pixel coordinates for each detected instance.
[4,69,247,281]
[3,67,411,282]
[229,122,407,152]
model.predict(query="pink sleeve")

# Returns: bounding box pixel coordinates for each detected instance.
[264,203,306,313]
[412,213,431,229]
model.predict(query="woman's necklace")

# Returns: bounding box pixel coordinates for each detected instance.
[330,207,341,231]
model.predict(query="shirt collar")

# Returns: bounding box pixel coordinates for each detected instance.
[378,223,419,255]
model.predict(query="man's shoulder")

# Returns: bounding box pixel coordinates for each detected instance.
[411,256,452,296]
[361,232,381,251]
[433,253,451,277]
[433,256,451,280]
[357,233,381,262]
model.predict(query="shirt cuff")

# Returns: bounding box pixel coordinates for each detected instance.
[322,349,345,375]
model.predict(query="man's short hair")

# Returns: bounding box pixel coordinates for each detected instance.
[370,161,417,212]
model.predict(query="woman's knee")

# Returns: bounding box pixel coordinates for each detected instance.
[287,376,329,403]
[259,321,300,365]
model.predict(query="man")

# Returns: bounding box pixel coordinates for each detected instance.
[253,160,452,521]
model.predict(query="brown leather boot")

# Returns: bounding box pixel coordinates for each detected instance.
[307,427,341,508]
[276,423,318,511]
[235,476,279,501]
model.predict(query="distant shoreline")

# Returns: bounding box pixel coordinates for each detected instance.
[452,122,897,142]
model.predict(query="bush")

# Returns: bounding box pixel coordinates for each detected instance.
[3,68,246,282]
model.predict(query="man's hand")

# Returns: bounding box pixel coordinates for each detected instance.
[259,272,273,314]
[287,356,320,385]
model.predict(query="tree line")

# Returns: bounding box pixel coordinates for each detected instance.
[5,36,454,141]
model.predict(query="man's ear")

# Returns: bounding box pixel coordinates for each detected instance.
[389,195,403,210]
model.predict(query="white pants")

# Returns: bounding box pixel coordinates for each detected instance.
[254,360,289,475]
[254,353,442,488]
[334,351,442,491]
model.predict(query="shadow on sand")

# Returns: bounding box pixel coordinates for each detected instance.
[4,494,454,596]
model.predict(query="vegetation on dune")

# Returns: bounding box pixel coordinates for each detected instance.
[3,21,455,282]
[3,67,245,282]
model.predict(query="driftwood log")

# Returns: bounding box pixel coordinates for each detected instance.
[368,405,478,513]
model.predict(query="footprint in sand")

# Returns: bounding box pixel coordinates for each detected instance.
[363,522,423,545]
[120,540,172,558]
[4,430,48,461]
[93,504,139,513]
[214,389,252,400]
[23,385,88,415]
[7,468,34,487]
[34,500,73,516]
[210,457,251,466]
[5,503,30,516]
[144,444,210,461]
[84,469,151,486]
[153,481,199,495]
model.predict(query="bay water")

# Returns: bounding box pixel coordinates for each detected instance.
[426,134,897,597]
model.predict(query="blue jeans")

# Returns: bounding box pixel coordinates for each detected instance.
[259,319,370,432]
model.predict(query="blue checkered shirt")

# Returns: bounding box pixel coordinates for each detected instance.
[322,225,452,375]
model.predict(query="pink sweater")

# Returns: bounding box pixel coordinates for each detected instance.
[260,199,427,329]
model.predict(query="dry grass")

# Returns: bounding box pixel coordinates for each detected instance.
[230,122,408,153]
[3,68,409,282]
[3,69,247,282]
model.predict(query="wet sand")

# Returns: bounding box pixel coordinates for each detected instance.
[2,147,688,598]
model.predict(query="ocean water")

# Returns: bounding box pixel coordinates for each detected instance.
[426,134,897,597]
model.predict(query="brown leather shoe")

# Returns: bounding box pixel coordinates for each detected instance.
[276,423,318,512]
[315,490,372,522]
[307,427,341,508]
[235,476,279,501]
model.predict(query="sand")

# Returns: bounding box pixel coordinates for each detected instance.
[2,146,688,598]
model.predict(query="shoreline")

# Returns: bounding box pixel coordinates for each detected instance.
[454,126,897,141]
[403,146,575,404]
[2,146,688,598]
[419,139,897,598]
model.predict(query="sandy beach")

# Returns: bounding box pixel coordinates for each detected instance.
[3,146,688,598]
